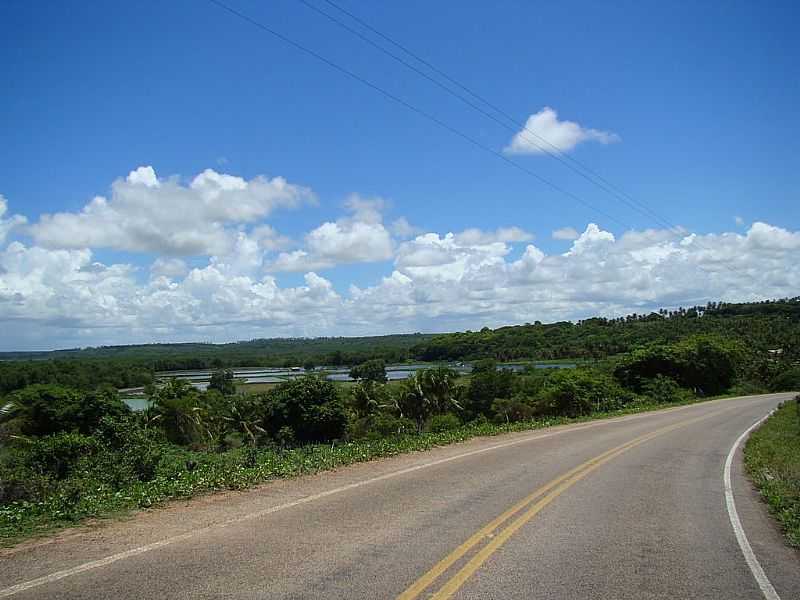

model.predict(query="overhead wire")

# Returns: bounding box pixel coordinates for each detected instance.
[208,0,745,279]
[207,0,630,229]
[299,0,746,277]
[315,0,678,231]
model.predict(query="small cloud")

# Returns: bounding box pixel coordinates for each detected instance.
[216,156,229,166]
[735,216,744,226]
[268,197,394,272]
[504,107,620,155]
[552,227,579,241]
[27,165,313,256]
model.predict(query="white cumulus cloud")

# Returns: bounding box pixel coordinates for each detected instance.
[3,199,800,349]
[504,107,620,155]
[28,166,313,256]
[270,195,394,272]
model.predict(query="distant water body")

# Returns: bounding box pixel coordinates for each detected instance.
[123,362,575,410]
[157,362,575,388]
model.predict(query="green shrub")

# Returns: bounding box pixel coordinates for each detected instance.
[349,359,388,384]
[463,361,515,419]
[427,413,461,433]
[491,395,536,423]
[93,415,165,482]
[537,369,632,417]
[349,413,415,440]
[259,376,348,444]
[642,375,693,404]
[614,335,742,396]
[769,367,800,392]
[727,380,769,397]
[208,369,236,396]
[17,432,101,480]
[1,385,130,437]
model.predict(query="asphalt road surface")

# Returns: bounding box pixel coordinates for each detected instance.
[2,393,798,599]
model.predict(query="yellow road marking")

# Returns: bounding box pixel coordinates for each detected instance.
[395,444,623,600]
[399,408,731,600]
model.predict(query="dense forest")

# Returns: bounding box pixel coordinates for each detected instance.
[0,298,797,395]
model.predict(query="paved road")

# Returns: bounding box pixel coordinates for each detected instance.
[1,393,798,599]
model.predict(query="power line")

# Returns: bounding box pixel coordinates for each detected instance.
[305,0,747,277]
[314,0,676,231]
[207,0,630,229]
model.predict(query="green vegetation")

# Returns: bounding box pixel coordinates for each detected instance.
[744,397,800,547]
[412,299,800,364]
[349,359,388,384]
[1,298,798,545]
[1,298,798,396]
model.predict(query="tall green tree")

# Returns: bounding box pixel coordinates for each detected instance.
[150,379,207,446]
[208,369,236,396]
[258,375,347,444]
[0,384,129,437]
[349,359,388,384]
[393,367,462,431]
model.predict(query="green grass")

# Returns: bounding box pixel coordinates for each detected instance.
[744,396,800,548]
[0,392,751,547]
[235,382,282,394]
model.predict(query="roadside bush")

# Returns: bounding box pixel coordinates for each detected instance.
[769,367,800,392]
[371,413,415,437]
[15,432,101,480]
[93,415,165,482]
[642,375,693,404]
[614,335,741,396]
[427,413,461,433]
[463,360,515,420]
[536,369,631,417]
[1,384,130,437]
[491,394,537,423]
[727,380,770,397]
[349,412,415,440]
[259,375,348,444]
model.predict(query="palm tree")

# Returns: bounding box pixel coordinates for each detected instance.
[151,379,208,446]
[221,395,266,446]
[394,367,462,432]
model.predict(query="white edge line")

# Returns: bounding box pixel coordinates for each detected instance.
[723,409,781,600]
[0,396,772,597]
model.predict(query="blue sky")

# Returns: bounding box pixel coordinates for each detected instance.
[0,0,799,350]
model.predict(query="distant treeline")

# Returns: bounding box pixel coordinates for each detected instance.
[0,298,798,395]
[411,299,800,362]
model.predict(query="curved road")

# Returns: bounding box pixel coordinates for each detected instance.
[1,393,798,599]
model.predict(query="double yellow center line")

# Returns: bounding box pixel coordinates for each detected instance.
[398,407,733,600]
